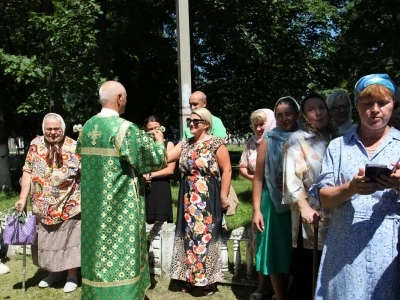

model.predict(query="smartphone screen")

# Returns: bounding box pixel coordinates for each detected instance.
[365,164,391,182]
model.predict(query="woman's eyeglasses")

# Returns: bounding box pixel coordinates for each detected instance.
[186,118,205,126]
[331,104,350,112]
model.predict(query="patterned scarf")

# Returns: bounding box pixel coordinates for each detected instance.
[300,113,339,141]
[300,96,339,141]
[46,140,63,166]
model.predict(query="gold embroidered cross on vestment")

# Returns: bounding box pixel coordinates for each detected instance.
[88,124,102,145]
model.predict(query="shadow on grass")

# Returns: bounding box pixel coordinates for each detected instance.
[12,267,82,292]
[166,278,261,299]
[12,267,47,291]
[166,279,221,297]
[236,189,252,204]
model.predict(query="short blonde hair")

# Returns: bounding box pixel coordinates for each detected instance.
[191,108,213,133]
[250,109,267,125]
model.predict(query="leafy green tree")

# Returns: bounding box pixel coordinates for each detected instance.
[188,0,340,134]
[320,0,400,95]
[0,0,106,134]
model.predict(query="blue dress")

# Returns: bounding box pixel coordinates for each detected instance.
[311,127,400,299]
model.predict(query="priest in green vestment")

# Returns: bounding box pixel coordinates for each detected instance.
[76,81,166,300]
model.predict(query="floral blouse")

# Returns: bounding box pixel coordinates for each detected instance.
[23,136,81,225]
[282,130,333,250]
[239,135,259,174]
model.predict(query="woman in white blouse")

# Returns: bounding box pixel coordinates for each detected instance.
[239,109,276,180]
[282,92,339,300]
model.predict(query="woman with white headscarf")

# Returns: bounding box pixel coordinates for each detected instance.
[326,91,357,135]
[15,113,81,293]
[239,109,276,181]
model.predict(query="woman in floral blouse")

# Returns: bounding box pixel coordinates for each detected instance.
[15,113,81,293]
[282,93,338,299]
[168,108,231,296]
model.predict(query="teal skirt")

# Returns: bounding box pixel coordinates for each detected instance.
[255,185,292,275]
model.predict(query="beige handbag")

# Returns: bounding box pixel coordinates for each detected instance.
[225,185,239,216]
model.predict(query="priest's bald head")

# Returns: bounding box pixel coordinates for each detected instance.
[99,81,127,115]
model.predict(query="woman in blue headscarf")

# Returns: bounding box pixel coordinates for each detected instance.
[250,97,300,300]
[311,74,400,299]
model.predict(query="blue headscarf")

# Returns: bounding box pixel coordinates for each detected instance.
[354,73,397,105]
[265,96,300,213]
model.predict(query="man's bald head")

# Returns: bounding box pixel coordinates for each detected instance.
[189,91,207,109]
[99,81,126,104]
[99,81,127,114]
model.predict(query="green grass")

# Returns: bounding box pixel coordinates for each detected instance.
[0,255,259,300]
[0,191,19,213]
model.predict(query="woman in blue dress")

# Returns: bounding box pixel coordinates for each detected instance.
[312,74,400,299]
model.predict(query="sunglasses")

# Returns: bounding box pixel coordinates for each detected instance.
[186,118,205,126]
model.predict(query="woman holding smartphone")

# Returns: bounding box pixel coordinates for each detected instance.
[312,74,400,299]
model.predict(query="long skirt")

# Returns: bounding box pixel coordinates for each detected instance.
[32,214,81,272]
[170,177,223,286]
[255,185,292,275]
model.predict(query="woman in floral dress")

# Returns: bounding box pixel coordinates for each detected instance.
[15,113,81,293]
[168,108,231,296]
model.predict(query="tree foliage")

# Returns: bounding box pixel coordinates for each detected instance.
[0,0,399,139]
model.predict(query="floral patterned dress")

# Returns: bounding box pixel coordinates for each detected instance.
[23,136,81,225]
[170,137,225,286]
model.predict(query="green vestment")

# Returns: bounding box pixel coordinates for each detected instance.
[76,116,166,300]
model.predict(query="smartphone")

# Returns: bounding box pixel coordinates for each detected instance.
[365,164,395,190]
[365,164,392,181]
